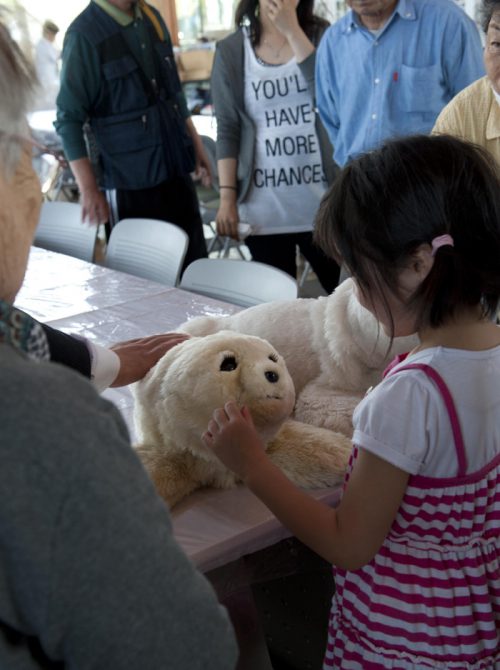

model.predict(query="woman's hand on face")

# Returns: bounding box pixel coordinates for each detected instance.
[215,199,240,240]
[264,0,300,38]
[202,402,267,480]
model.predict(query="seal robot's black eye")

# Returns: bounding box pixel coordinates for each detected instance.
[265,370,279,383]
[220,356,238,372]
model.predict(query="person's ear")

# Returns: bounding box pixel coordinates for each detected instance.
[399,244,434,294]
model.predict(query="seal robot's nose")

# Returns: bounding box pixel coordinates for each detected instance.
[265,370,279,383]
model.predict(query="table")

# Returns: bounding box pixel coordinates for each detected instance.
[17,246,235,442]
[16,248,341,668]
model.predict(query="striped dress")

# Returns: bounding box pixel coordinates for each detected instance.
[324,356,500,669]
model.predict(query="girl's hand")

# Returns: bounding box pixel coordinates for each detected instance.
[264,0,300,39]
[202,402,267,480]
[215,199,240,240]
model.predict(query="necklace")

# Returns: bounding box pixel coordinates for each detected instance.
[261,34,287,58]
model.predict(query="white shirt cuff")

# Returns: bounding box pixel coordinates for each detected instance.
[88,341,121,392]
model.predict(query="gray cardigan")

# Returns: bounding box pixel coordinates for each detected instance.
[211,27,336,203]
[0,344,237,669]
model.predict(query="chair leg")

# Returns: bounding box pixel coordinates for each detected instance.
[222,236,231,258]
[298,261,311,289]
[208,233,226,256]
[207,234,219,254]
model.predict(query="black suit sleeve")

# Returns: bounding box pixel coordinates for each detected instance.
[41,324,92,379]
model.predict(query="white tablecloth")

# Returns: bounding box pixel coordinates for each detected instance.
[16,247,341,572]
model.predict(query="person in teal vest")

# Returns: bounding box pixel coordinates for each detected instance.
[55,0,210,269]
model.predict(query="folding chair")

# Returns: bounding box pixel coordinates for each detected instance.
[179,258,298,308]
[105,218,188,286]
[34,201,97,262]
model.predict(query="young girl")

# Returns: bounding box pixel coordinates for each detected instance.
[202,134,500,669]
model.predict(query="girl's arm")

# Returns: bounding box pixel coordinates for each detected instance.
[203,402,409,570]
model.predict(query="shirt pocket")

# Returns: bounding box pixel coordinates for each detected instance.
[101,55,149,113]
[398,63,443,114]
[92,105,167,188]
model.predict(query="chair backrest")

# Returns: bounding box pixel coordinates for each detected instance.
[105,218,188,286]
[34,201,97,262]
[179,258,298,307]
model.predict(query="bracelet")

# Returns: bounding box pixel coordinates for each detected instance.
[219,185,237,191]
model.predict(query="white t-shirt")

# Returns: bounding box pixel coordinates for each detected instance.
[353,345,500,477]
[239,30,327,235]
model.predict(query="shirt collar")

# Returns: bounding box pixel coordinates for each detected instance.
[342,0,416,35]
[92,0,142,26]
[487,82,500,140]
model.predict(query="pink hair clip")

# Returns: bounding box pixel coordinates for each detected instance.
[431,234,454,256]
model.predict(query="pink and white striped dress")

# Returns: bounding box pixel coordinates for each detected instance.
[324,349,500,669]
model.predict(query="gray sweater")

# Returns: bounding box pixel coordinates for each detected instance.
[211,27,336,202]
[0,344,237,669]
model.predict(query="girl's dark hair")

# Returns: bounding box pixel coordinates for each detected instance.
[314,134,500,336]
[234,0,328,45]
[480,0,500,32]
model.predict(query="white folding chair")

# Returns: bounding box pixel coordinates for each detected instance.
[179,258,298,307]
[34,201,97,262]
[299,259,312,289]
[105,218,188,286]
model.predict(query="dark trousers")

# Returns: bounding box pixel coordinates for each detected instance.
[108,175,207,272]
[245,231,340,295]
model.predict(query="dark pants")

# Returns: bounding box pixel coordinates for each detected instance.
[245,231,340,295]
[108,175,207,272]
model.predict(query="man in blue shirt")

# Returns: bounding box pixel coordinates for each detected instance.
[316,0,485,167]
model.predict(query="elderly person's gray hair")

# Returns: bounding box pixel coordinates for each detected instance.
[481,0,500,32]
[0,23,37,176]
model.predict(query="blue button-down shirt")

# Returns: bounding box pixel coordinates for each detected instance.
[316,0,484,167]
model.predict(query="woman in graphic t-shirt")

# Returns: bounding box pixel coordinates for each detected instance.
[211,0,340,294]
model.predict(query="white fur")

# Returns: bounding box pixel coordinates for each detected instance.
[133,331,352,507]
[180,278,418,434]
